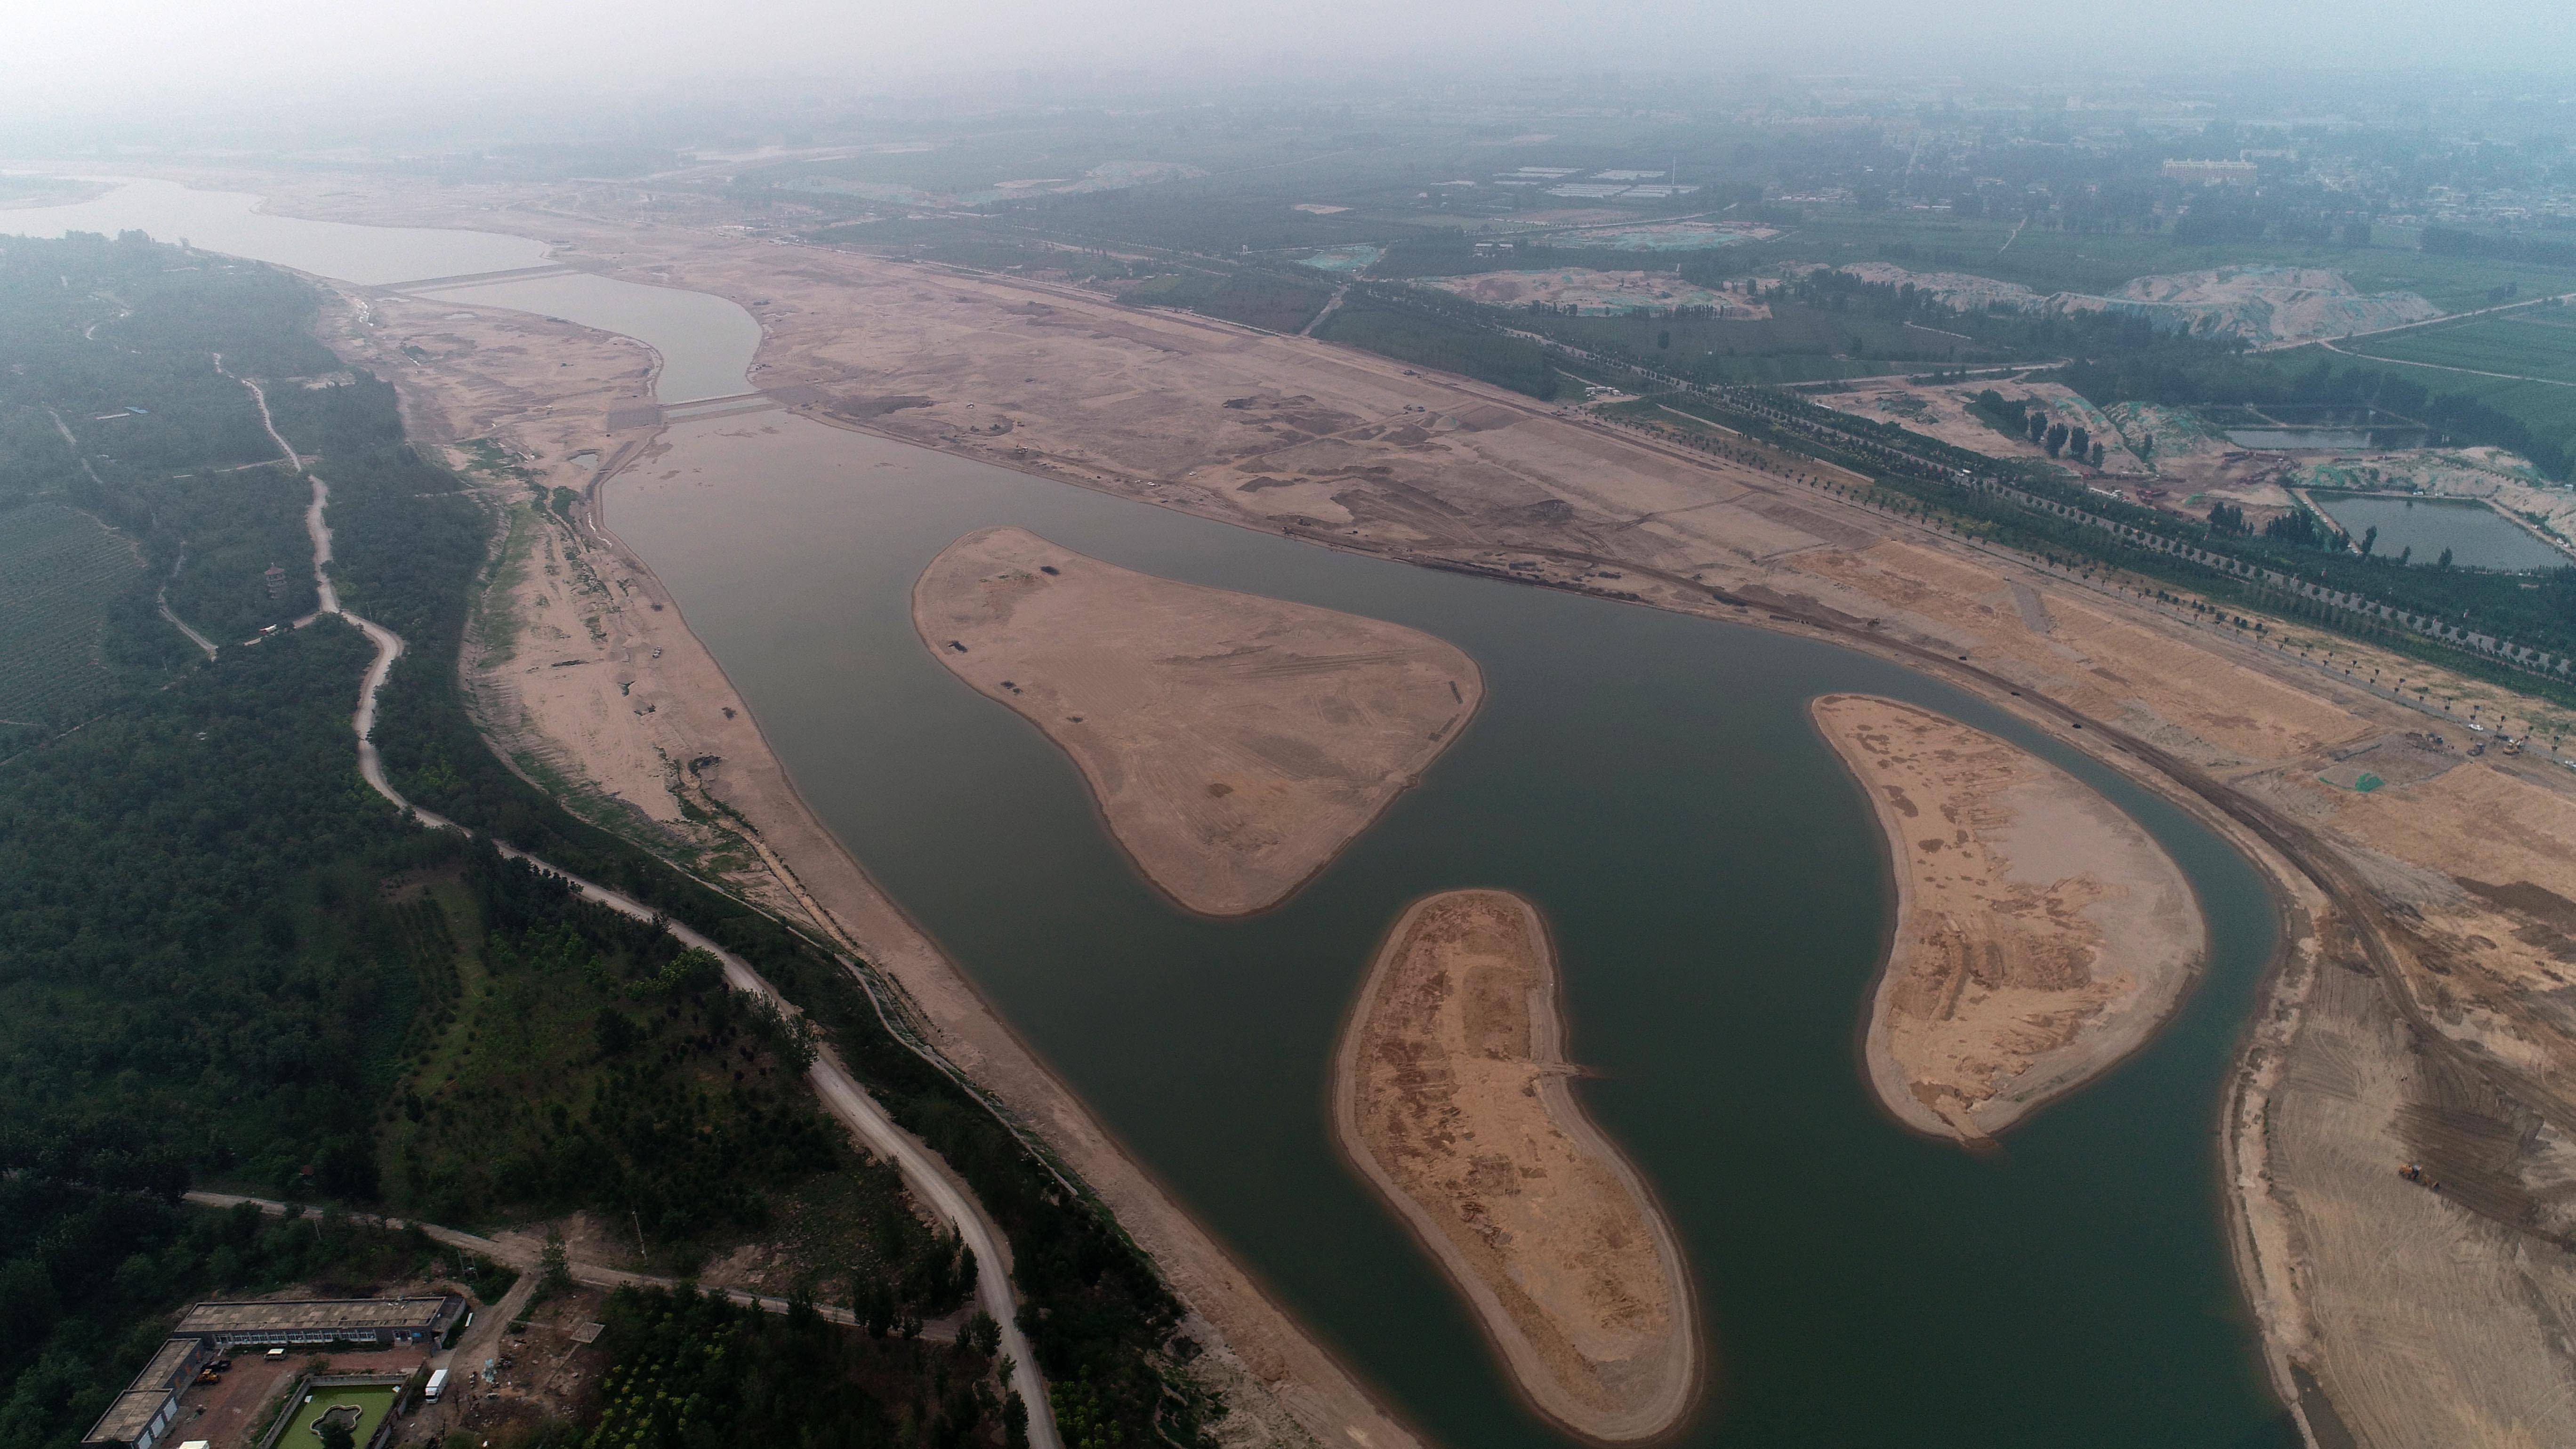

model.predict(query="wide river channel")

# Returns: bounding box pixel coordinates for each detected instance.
[8,180,2299,1448]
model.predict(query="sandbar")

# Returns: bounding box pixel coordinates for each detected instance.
[912,526,1481,916]
[1812,694,2206,1142]
[1334,889,1699,1441]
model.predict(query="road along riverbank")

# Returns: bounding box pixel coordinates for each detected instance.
[258,408,1063,1449]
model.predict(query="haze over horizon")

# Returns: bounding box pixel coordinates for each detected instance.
[6,0,2574,138]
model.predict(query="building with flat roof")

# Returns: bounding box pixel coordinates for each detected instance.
[79,1338,210,1449]
[172,1296,464,1347]
[84,1297,463,1449]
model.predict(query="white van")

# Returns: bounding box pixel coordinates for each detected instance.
[425,1368,449,1403]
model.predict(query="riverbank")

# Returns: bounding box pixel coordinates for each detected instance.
[1335,890,1699,1442]
[1810,694,2206,1141]
[911,526,1483,917]
[195,167,2576,1446]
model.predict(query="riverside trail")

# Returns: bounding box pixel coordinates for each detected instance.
[222,362,1063,1449]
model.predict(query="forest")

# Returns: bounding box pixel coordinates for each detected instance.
[0,234,1201,1449]
[1316,286,1558,398]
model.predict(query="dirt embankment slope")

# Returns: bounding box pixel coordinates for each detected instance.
[1812,695,2205,1140]
[1336,889,1699,1442]
[912,526,1481,916]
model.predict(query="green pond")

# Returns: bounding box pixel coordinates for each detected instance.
[616,415,2296,1449]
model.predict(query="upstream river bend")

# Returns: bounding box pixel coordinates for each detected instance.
[5,182,2298,1449]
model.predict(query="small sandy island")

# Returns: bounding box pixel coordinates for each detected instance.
[1335,890,1699,1441]
[912,527,1481,915]
[1811,695,2206,1142]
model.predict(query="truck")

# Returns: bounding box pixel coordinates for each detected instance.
[425,1368,449,1403]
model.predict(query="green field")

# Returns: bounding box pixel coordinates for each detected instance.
[0,501,141,728]
[1713,209,2576,310]
[2347,306,2576,384]
[277,1384,395,1449]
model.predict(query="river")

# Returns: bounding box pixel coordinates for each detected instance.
[4,179,2298,1448]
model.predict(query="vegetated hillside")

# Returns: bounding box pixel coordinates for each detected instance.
[0,236,1209,1449]
[0,502,144,733]
[0,232,351,743]
[586,1283,1018,1449]
[1315,286,1559,398]
[1123,268,1333,332]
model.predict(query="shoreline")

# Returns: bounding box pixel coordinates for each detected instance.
[1808,693,2211,1143]
[263,179,2556,1442]
[1331,889,1702,1445]
[904,524,1489,921]
[580,450,1437,1449]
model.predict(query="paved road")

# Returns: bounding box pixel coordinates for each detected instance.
[230,368,1060,1447]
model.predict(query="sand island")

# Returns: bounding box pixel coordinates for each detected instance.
[912,527,1482,916]
[1811,695,2206,1142]
[1334,889,1699,1441]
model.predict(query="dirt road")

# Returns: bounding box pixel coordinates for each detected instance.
[254,388,1061,1449]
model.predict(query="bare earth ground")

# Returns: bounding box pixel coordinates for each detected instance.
[189,168,2576,1447]
[1413,268,1764,317]
[1823,261,2440,346]
[1811,694,2206,1140]
[1334,890,1698,1442]
[912,526,1482,916]
[1812,378,2151,478]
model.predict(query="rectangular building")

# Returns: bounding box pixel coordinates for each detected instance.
[171,1296,465,1348]
[80,1338,210,1449]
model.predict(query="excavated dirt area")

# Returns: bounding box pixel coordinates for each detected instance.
[1812,695,2206,1140]
[206,168,2576,1449]
[1819,261,2439,346]
[912,526,1483,916]
[1334,889,1698,1441]
[1412,268,1764,316]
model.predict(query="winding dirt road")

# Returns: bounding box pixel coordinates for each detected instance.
[228,368,1061,1449]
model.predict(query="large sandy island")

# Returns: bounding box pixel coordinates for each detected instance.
[1335,889,1699,1441]
[912,526,1481,916]
[1812,695,2206,1142]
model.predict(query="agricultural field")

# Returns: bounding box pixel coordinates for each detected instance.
[2346,304,2576,384]
[0,501,142,733]
[1717,208,2576,313]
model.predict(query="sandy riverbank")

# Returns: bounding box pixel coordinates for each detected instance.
[1334,890,1699,1442]
[234,166,2576,1445]
[1812,694,2205,1141]
[912,525,1482,916]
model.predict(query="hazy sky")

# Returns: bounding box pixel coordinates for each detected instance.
[5,0,2573,132]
